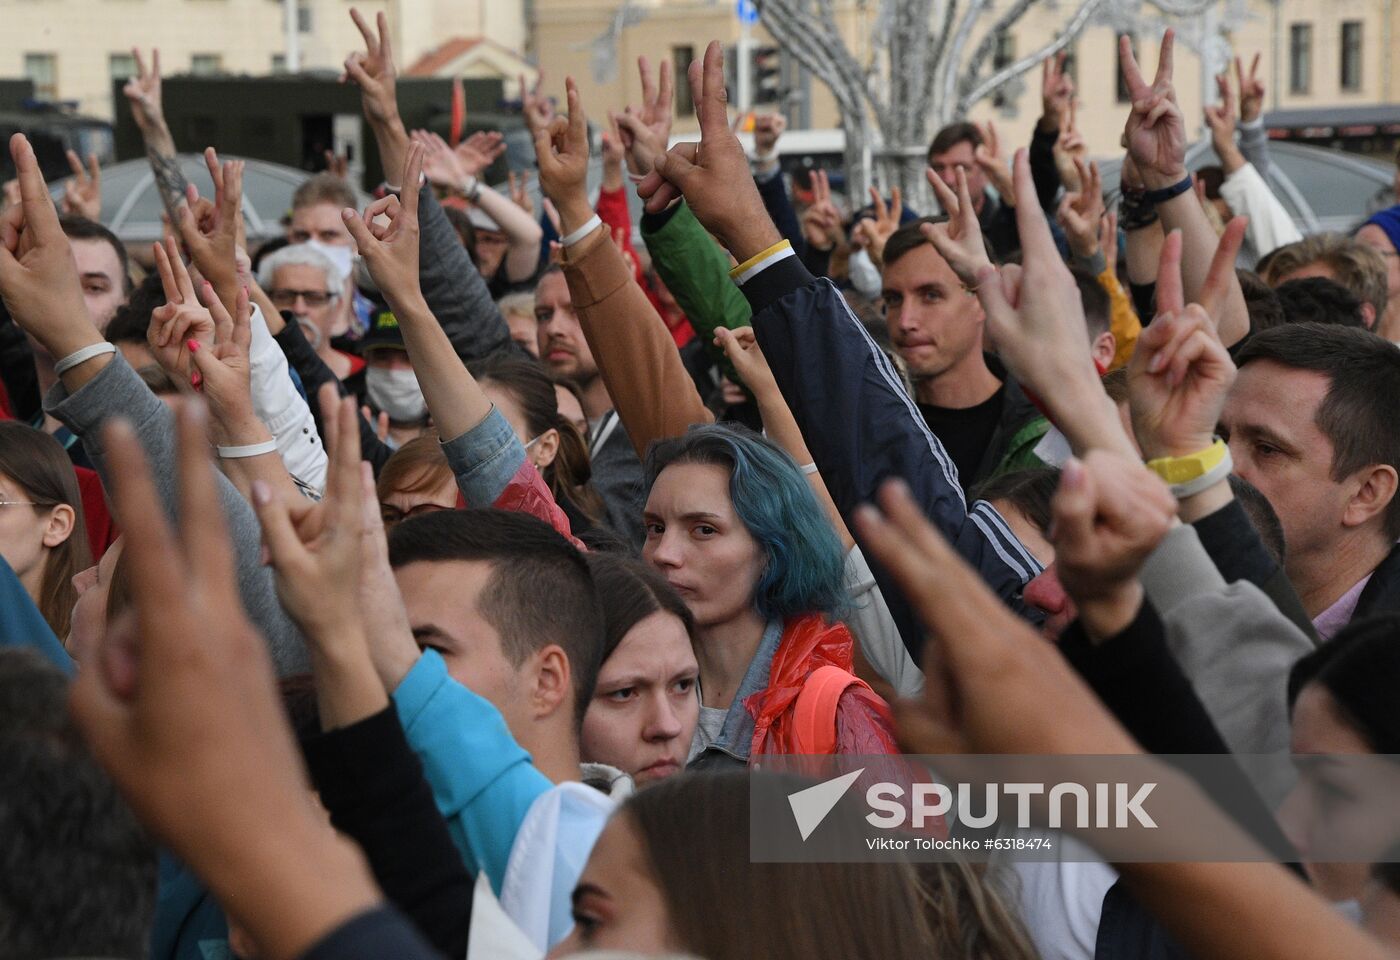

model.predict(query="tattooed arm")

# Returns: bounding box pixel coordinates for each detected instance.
[124,48,190,222]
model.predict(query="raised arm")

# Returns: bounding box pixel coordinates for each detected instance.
[537,78,711,456]
[342,9,514,362]
[1120,30,1248,346]
[123,48,189,225]
[637,44,1043,659]
[1,133,307,675]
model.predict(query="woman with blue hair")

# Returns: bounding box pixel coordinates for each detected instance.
[643,423,898,767]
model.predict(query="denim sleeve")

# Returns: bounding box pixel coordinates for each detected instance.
[439,406,526,508]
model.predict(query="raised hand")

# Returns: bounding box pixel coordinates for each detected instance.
[176,149,245,310]
[122,48,167,135]
[1050,452,1178,638]
[71,402,380,960]
[1127,219,1245,461]
[323,149,350,180]
[187,283,257,430]
[612,56,674,178]
[922,165,993,287]
[636,40,780,262]
[148,236,217,384]
[973,121,1016,206]
[520,71,555,137]
[344,9,399,131]
[972,149,1138,461]
[800,168,843,252]
[61,150,102,221]
[532,77,594,231]
[342,142,423,309]
[0,134,96,364]
[1040,51,1076,132]
[1120,30,1187,191]
[1203,72,1244,174]
[456,130,506,179]
[507,170,533,215]
[412,129,469,190]
[853,478,1139,756]
[713,326,778,396]
[1057,156,1105,261]
[1052,99,1087,192]
[852,185,902,268]
[753,112,786,155]
[1235,53,1265,124]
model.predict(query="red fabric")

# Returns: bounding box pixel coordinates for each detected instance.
[488,460,587,552]
[74,466,117,561]
[595,186,696,350]
[0,378,12,420]
[341,352,367,378]
[747,613,900,758]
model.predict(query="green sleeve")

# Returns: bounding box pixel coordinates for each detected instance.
[641,201,750,379]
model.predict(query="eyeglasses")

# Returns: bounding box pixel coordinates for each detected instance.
[380,501,454,526]
[0,499,41,507]
[269,288,337,308]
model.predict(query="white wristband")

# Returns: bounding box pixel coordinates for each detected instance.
[217,439,279,459]
[54,342,117,375]
[561,214,603,248]
[798,462,819,476]
[461,175,482,202]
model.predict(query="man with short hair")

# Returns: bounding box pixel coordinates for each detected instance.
[384,508,615,950]
[0,649,156,958]
[1222,322,1400,638]
[1260,232,1390,331]
[1356,206,1400,340]
[534,265,646,546]
[879,217,1043,487]
[926,123,1021,259]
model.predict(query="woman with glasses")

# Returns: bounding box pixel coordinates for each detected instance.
[256,244,354,380]
[0,422,91,639]
[376,437,459,528]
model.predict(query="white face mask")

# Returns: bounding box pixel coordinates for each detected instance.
[303,239,354,283]
[366,365,427,423]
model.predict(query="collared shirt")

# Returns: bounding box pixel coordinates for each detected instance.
[687,619,784,770]
[1312,572,1374,643]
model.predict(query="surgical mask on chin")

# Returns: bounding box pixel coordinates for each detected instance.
[366,366,427,424]
[302,239,355,284]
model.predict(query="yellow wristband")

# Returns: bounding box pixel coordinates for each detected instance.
[1145,438,1228,485]
[729,239,793,280]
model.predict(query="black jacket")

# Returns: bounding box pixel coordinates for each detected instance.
[1352,540,1400,623]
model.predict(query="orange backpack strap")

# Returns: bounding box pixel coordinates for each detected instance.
[791,665,871,755]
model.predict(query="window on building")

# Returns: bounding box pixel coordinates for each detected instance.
[297,3,312,33]
[991,32,1015,108]
[673,45,696,116]
[190,54,223,77]
[1289,23,1312,94]
[1115,34,1135,103]
[109,53,136,82]
[23,53,57,101]
[1340,21,1362,91]
[272,54,288,74]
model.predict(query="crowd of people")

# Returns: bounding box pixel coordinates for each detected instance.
[2,10,1400,960]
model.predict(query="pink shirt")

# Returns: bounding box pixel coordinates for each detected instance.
[1312,573,1374,643]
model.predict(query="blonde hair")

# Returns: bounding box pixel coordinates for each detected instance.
[1261,233,1390,319]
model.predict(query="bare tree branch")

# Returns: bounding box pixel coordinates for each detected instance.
[957,0,1103,113]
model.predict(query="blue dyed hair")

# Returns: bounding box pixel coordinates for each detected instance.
[644,423,848,621]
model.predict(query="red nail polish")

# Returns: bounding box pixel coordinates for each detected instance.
[191,371,203,391]
[186,338,200,353]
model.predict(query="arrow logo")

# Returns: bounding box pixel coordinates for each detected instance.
[787,768,865,841]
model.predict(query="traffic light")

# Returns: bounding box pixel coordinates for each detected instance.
[751,46,782,105]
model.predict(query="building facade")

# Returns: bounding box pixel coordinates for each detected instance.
[532,0,1400,161]
[2,0,528,120]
